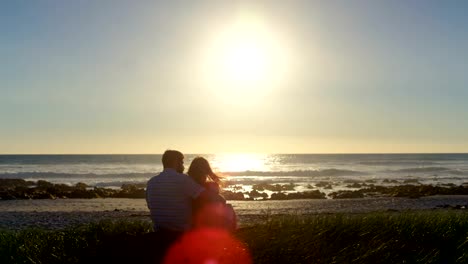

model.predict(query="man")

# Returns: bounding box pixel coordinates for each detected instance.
[146,150,205,233]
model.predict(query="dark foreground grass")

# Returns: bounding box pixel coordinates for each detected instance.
[0,220,153,264]
[239,211,468,263]
[2,211,468,263]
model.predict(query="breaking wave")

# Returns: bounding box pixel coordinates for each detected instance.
[392,167,468,175]
[0,169,366,179]
[0,172,156,179]
[223,169,366,177]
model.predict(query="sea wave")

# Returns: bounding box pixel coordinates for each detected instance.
[359,161,437,166]
[0,169,366,179]
[0,172,156,179]
[223,169,366,177]
[394,167,451,173]
[392,167,468,175]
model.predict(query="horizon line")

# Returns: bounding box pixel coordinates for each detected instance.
[1,152,468,155]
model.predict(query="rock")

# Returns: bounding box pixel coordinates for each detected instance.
[343,179,360,184]
[37,180,54,189]
[221,191,245,200]
[0,191,17,200]
[248,190,268,199]
[383,179,399,183]
[75,182,88,190]
[0,179,29,190]
[270,192,288,200]
[403,179,420,184]
[252,183,296,192]
[329,190,365,199]
[315,181,331,188]
[114,188,146,198]
[228,185,243,191]
[346,183,362,188]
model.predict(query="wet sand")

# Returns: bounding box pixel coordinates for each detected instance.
[2,196,468,230]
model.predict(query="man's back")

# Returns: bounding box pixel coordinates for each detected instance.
[146,168,204,231]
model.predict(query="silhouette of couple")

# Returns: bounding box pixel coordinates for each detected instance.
[145,150,237,260]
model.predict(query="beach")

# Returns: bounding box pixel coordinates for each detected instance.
[2,154,468,231]
[5,2,468,262]
[2,156,468,263]
[3,196,468,230]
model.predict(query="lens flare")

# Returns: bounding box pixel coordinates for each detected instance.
[163,228,251,264]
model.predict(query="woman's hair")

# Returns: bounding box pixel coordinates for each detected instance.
[187,157,221,185]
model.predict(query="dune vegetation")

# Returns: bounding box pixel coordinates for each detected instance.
[2,210,468,263]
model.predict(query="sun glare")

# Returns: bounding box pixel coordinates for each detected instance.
[198,13,291,103]
[212,153,267,172]
[215,24,273,86]
[223,39,268,84]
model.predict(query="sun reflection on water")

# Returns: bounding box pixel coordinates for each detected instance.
[210,153,269,172]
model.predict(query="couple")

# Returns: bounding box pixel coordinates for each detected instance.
[146,150,236,240]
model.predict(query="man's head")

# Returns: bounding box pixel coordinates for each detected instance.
[162,150,184,173]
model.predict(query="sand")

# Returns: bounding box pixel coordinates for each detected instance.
[2,196,468,230]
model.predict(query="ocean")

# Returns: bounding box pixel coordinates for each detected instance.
[1,154,468,196]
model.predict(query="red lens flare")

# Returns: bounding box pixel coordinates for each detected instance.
[163,228,251,264]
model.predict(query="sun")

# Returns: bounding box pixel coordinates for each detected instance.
[198,14,290,100]
[224,40,268,83]
[217,28,271,86]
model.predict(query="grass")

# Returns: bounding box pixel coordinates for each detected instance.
[0,220,153,264]
[238,211,468,263]
[2,211,468,263]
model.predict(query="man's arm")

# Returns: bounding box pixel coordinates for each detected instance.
[195,185,226,204]
[182,174,205,199]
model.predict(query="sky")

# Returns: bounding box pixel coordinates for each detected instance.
[1,0,468,154]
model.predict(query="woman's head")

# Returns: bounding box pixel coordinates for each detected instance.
[187,157,221,185]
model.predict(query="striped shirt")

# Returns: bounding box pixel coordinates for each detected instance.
[146,168,205,231]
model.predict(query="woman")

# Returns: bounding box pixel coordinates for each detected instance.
[187,157,237,231]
